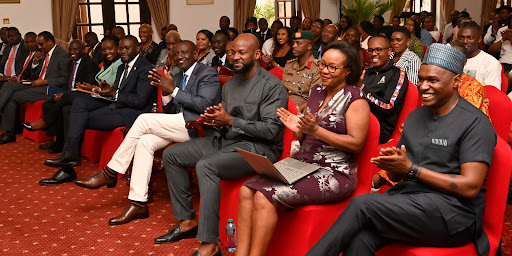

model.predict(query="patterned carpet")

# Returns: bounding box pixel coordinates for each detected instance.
[0,134,233,256]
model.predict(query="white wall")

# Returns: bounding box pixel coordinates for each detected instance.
[455,0,482,25]
[169,0,234,42]
[0,0,52,35]
[320,0,340,22]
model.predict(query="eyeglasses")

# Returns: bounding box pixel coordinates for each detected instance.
[367,47,390,54]
[318,61,346,73]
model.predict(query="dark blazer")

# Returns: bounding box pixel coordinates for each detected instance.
[44,45,72,88]
[87,42,103,66]
[69,54,100,90]
[141,41,161,66]
[257,29,272,46]
[0,41,29,76]
[163,62,222,137]
[211,55,223,67]
[18,52,42,81]
[110,55,156,126]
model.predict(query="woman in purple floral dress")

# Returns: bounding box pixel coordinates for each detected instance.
[236,41,371,256]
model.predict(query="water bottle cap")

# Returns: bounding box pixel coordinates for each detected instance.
[228,219,233,223]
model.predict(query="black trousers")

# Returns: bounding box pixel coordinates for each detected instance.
[43,91,83,137]
[305,193,475,256]
[62,95,126,156]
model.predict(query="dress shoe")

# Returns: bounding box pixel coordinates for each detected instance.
[22,122,46,132]
[0,133,15,144]
[108,204,149,226]
[154,225,198,244]
[39,168,77,186]
[74,171,117,189]
[39,142,56,150]
[47,143,63,154]
[191,249,222,256]
[44,153,81,168]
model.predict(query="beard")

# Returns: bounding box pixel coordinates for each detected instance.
[233,59,256,74]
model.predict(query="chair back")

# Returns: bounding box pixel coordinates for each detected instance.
[484,85,512,140]
[355,114,381,194]
[218,75,230,88]
[269,67,283,80]
[385,81,420,145]
[501,72,508,94]
[279,97,297,160]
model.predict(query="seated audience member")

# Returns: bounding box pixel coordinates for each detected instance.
[0,31,71,144]
[23,39,106,156]
[244,18,258,33]
[84,31,103,66]
[112,26,126,40]
[226,27,238,41]
[315,24,339,61]
[155,31,182,76]
[282,31,320,111]
[363,36,408,144]
[324,18,333,27]
[196,29,215,67]
[290,16,301,32]
[483,7,510,48]
[307,43,496,256]
[443,10,459,43]
[41,35,156,184]
[0,27,8,57]
[153,34,288,256]
[74,40,222,225]
[424,16,441,43]
[238,40,370,256]
[262,20,283,57]
[139,24,161,66]
[339,16,352,40]
[489,14,512,74]
[157,24,177,50]
[410,15,432,46]
[219,16,230,31]
[391,27,421,85]
[257,18,272,46]
[302,17,312,31]
[391,16,401,27]
[451,16,473,43]
[359,21,375,50]
[404,19,425,60]
[0,27,29,83]
[311,19,324,53]
[263,26,294,69]
[458,21,502,90]
[211,30,230,67]
[11,32,40,82]
[373,15,385,34]
[344,27,368,69]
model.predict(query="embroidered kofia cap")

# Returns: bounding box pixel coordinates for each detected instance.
[422,43,466,75]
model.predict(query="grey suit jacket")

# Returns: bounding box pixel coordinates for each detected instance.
[163,62,222,137]
[44,45,72,88]
[0,41,29,76]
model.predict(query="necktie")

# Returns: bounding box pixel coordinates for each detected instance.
[17,52,34,82]
[116,64,129,100]
[38,53,50,80]
[89,48,94,58]
[180,74,188,91]
[68,61,78,90]
[5,45,17,77]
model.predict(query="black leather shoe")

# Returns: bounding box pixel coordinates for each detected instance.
[39,142,56,150]
[47,143,63,154]
[191,249,222,256]
[23,122,46,132]
[39,168,77,186]
[154,225,198,244]
[44,153,81,168]
[0,133,15,144]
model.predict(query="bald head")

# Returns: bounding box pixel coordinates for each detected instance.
[231,33,261,76]
[234,33,260,51]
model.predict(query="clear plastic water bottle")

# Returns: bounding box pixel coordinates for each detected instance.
[151,103,158,113]
[226,218,237,252]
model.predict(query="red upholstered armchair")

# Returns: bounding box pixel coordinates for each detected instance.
[377,136,512,256]
[268,67,283,80]
[484,85,512,141]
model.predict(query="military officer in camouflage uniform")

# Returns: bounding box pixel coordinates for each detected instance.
[282,30,320,111]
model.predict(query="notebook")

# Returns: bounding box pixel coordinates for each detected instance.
[236,148,319,184]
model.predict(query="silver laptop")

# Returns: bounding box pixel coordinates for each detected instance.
[236,148,319,184]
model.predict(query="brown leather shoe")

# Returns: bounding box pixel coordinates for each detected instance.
[108,204,149,226]
[74,171,117,189]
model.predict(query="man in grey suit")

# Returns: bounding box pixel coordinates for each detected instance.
[0,31,71,144]
[154,33,288,256]
[73,40,222,226]
[0,27,29,81]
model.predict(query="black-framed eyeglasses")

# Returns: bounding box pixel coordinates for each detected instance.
[318,61,346,73]
[367,47,390,54]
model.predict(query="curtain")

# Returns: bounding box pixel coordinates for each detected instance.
[388,0,407,23]
[440,0,455,26]
[234,0,256,32]
[481,0,498,27]
[299,0,320,20]
[51,0,80,51]
[147,0,170,40]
